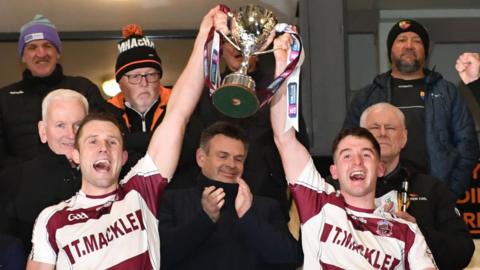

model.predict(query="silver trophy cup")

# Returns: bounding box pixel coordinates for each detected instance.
[213,5,277,118]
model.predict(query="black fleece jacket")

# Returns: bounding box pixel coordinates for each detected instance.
[0,145,81,253]
[158,174,303,270]
[376,164,474,270]
[0,65,106,170]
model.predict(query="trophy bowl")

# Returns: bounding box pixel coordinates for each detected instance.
[230,5,277,55]
[212,5,277,118]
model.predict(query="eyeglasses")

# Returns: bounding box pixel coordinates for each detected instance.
[124,72,160,84]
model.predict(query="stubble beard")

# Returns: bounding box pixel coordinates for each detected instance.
[393,53,422,74]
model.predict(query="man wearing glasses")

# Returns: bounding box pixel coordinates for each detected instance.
[106,24,171,170]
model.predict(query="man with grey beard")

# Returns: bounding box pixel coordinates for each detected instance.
[343,19,478,199]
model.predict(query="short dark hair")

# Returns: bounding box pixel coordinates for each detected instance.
[199,121,249,154]
[74,112,124,150]
[331,127,381,159]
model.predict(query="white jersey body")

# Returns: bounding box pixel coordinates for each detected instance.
[291,159,436,270]
[29,155,168,269]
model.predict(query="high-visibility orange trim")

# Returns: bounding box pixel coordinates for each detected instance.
[107,85,171,131]
[115,59,162,77]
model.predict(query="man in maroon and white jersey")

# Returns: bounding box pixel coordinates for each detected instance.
[26,6,227,270]
[269,34,437,269]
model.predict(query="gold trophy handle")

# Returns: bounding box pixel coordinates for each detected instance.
[217,11,242,52]
[253,47,280,55]
[217,30,242,52]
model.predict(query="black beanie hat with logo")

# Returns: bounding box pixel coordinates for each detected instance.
[386,19,429,62]
[115,24,163,82]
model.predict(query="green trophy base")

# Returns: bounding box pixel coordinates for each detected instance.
[212,85,259,118]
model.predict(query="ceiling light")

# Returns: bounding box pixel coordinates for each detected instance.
[102,79,121,97]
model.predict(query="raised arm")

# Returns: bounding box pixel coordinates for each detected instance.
[147,7,226,178]
[26,261,54,270]
[270,34,310,184]
[456,52,480,105]
[456,52,480,85]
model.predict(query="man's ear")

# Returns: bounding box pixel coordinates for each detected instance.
[196,148,205,168]
[72,148,80,165]
[38,121,47,143]
[401,128,408,149]
[122,150,128,166]
[377,161,386,178]
[329,164,338,180]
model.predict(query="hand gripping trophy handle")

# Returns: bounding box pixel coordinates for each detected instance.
[218,12,241,52]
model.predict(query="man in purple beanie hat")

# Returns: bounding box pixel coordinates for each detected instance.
[0,15,106,171]
[343,19,479,200]
[18,16,61,50]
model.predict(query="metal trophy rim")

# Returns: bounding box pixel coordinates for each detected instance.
[212,72,259,118]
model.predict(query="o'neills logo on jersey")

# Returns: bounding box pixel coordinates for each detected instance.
[118,37,155,53]
[322,224,401,269]
[62,209,146,264]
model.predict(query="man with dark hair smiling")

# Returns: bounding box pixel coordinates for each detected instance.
[271,33,436,269]
[159,121,302,270]
[26,7,225,270]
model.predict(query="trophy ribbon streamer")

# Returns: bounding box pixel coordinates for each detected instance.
[203,6,304,122]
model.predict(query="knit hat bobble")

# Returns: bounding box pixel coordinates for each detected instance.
[18,14,61,56]
[115,24,162,82]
